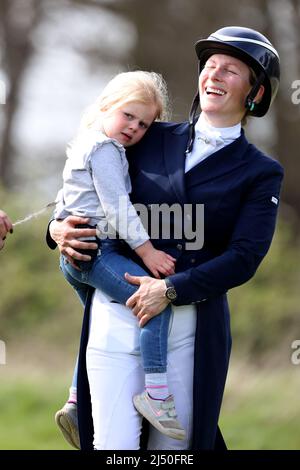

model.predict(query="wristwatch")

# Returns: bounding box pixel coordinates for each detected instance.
[164,278,177,302]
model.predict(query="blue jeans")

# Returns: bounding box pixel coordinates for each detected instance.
[60,239,171,375]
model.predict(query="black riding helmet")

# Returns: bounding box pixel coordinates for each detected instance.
[185,26,280,153]
[195,26,280,117]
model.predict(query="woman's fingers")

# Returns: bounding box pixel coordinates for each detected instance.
[71,239,98,251]
[70,227,97,240]
[70,247,91,261]
[66,216,90,226]
[139,314,151,328]
[63,255,81,270]
[124,273,142,287]
[152,269,161,279]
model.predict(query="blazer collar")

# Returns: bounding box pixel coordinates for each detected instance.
[184,130,250,185]
[163,123,249,200]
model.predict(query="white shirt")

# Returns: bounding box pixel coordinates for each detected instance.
[185,113,241,173]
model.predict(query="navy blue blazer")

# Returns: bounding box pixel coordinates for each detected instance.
[76,121,284,450]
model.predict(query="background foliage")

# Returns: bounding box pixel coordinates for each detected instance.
[0,0,300,450]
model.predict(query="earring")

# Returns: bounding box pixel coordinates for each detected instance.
[249,101,256,112]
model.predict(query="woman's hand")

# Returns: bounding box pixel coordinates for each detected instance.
[49,216,97,269]
[0,210,13,250]
[125,273,170,327]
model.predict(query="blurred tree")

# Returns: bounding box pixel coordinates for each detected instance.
[267,0,300,226]
[0,0,42,187]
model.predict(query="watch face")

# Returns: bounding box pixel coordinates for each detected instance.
[166,287,177,301]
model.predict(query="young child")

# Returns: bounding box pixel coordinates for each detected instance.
[54,71,186,448]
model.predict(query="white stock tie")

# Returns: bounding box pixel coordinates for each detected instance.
[196,128,225,147]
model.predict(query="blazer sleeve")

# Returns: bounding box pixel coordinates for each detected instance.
[169,161,284,305]
[46,219,57,249]
[46,188,64,250]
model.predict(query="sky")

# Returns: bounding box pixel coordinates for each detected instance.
[11,2,135,199]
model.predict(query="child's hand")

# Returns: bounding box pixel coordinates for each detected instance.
[135,241,176,278]
[142,248,176,278]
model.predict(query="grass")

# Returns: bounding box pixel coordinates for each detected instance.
[0,361,300,450]
[0,374,71,450]
[220,361,300,450]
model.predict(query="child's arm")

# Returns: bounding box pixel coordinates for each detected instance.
[135,240,176,278]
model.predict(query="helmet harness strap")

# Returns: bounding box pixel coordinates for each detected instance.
[245,70,265,112]
[186,60,202,154]
[186,91,199,154]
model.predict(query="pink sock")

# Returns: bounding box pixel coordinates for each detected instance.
[145,372,169,400]
[68,387,77,405]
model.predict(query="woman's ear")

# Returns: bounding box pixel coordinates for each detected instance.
[254,84,265,104]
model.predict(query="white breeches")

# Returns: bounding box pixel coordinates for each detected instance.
[86,289,197,450]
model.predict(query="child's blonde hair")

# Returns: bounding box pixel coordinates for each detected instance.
[79,70,171,132]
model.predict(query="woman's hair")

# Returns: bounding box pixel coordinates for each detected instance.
[79,70,171,132]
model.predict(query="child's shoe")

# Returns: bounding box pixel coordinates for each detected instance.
[133,391,186,440]
[55,402,80,449]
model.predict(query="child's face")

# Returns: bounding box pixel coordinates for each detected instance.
[102,102,158,147]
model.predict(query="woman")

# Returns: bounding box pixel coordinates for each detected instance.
[48,26,283,450]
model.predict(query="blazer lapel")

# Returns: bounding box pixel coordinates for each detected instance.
[185,131,249,186]
[163,123,189,204]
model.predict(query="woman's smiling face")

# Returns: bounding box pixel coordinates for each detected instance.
[199,53,254,127]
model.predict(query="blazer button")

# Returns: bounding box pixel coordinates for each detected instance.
[190,258,196,264]
[176,243,183,250]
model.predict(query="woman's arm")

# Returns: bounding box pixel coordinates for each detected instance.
[169,164,284,304]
